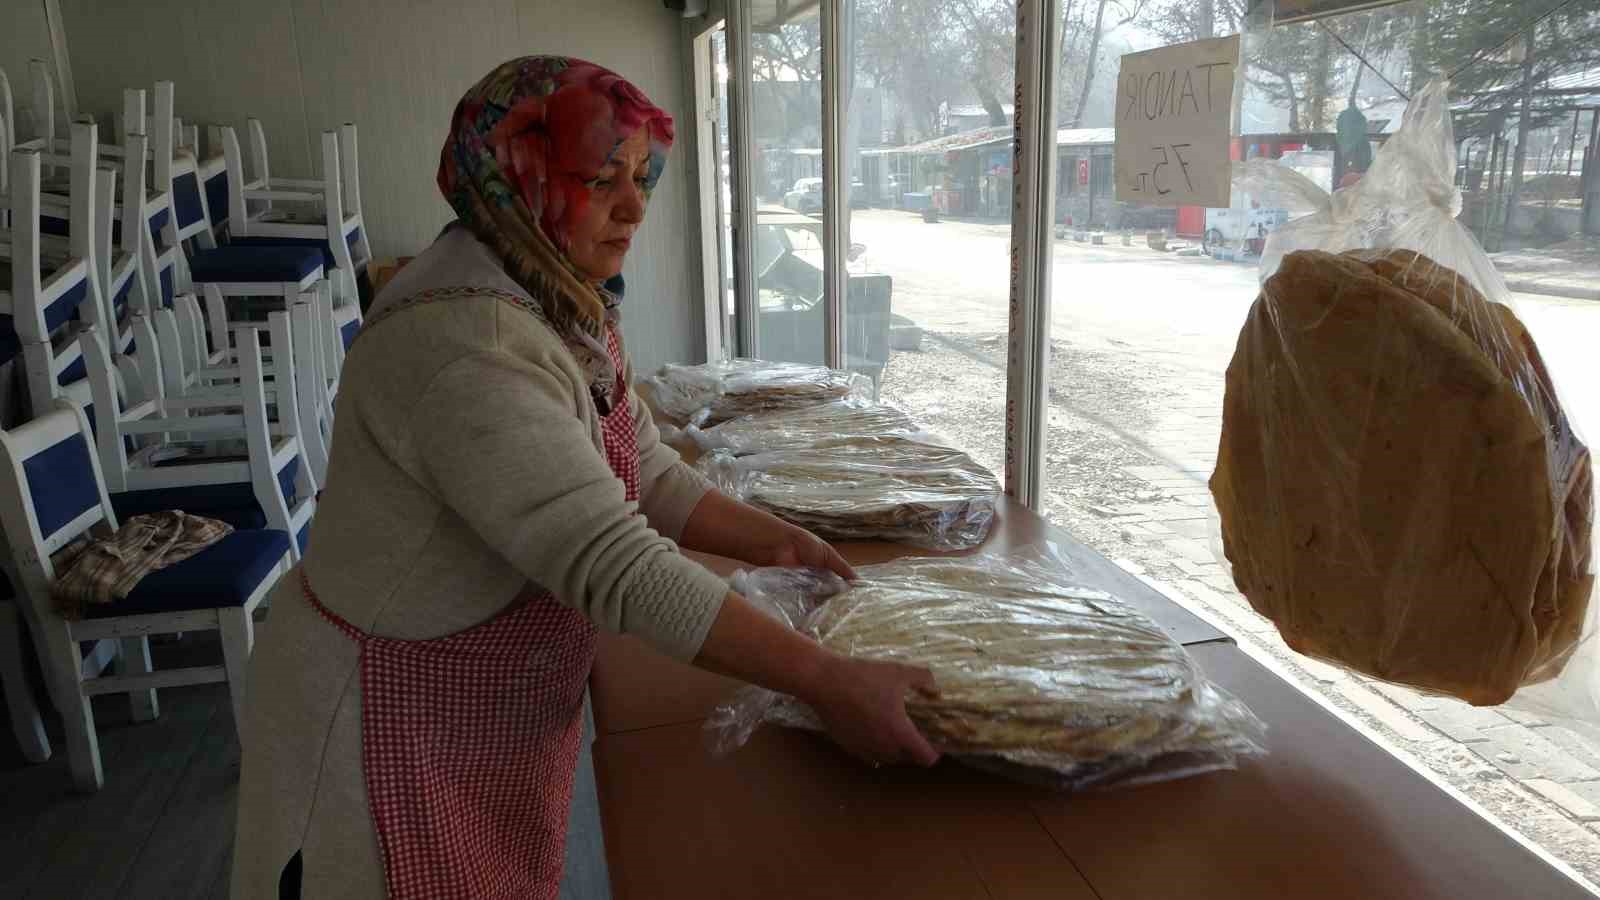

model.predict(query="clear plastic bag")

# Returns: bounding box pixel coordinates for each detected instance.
[699,438,1001,551]
[640,358,872,428]
[1211,80,1595,714]
[707,554,1268,790]
[686,400,937,455]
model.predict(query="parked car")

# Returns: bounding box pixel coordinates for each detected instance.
[782,177,870,212]
[783,177,823,213]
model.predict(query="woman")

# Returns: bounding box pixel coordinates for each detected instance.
[232,57,939,900]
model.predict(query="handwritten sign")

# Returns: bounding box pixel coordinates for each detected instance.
[1114,35,1239,208]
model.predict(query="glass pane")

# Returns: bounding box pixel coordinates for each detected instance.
[843,0,1018,477]
[712,26,738,361]
[748,0,827,365]
[1049,0,1600,875]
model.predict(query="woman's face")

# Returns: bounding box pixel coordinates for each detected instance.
[566,129,651,282]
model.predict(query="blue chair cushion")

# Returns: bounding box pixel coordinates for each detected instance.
[0,318,22,368]
[341,317,360,350]
[173,172,207,230]
[85,528,291,618]
[110,457,301,531]
[231,230,361,271]
[24,433,102,538]
[56,354,86,387]
[188,246,322,284]
[205,172,229,226]
[44,277,91,334]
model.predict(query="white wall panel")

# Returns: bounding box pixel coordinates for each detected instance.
[56,0,707,370]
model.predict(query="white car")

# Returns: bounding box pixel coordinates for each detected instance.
[782,177,824,213]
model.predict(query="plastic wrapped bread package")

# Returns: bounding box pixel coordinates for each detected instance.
[686,400,939,455]
[639,358,872,428]
[706,554,1268,790]
[1211,80,1594,715]
[698,438,1001,551]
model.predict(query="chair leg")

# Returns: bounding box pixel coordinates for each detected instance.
[0,601,51,764]
[30,618,103,791]
[218,609,253,736]
[119,636,160,723]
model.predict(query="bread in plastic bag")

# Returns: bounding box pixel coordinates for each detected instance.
[1210,80,1595,710]
[707,554,1268,790]
[698,437,1001,551]
[687,399,935,455]
[640,358,872,428]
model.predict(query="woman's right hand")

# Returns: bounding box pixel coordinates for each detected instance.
[693,593,940,768]
[803,654,942,768]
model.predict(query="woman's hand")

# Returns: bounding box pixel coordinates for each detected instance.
[694,593,939,769]
[681,490,855,580]
[740,520,856,581]
[803,654,941,768]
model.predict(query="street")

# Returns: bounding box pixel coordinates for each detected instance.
[856,207,1599,480]
[856,207,1600,884]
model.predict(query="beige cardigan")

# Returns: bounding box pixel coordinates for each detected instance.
[231,227,726,899]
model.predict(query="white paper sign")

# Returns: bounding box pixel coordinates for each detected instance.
[1114,35,1240,208]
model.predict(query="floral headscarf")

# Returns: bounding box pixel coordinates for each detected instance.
[437,56,674,405]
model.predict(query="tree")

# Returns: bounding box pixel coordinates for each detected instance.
[1068,0,1149,128]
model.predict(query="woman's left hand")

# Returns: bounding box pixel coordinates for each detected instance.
[741,521,856,581]
[681,490,856,581]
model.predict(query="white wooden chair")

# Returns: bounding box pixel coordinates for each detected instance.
[180,129,324,349]
[1,137,109,420]
[0,398,293,790]
[148,83,221,297]
[79,318,317,560]
[234,124,370,323]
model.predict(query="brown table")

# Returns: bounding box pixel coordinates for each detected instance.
[590,498,1594,899]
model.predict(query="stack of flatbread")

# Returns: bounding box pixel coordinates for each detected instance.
[691,400,923,455]
[1212,249,1594,705]
[642,359,866,427]
[700,437,1001,550]
[732,556,1266,787]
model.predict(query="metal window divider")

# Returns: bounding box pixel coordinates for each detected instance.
[727,0,759,360]
[1005,0,1061,509]
[821,0,847,370]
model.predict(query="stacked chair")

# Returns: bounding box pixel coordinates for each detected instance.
[0,64,369,790]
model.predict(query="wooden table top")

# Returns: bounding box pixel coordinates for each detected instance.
[590,498,1594,900]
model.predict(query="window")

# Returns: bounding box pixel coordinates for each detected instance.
[841,0,1018,476]
[1046,0,1600,878]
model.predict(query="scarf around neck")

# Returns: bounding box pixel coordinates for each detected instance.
[436,56,674,406]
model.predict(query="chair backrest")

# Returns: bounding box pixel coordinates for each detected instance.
[150,83,212,255]
[318,129,345,236]
[27,122,109,339]
[28,60,53,174]
[0,401,117,598]
[247,118,270,190]
[3,141,102,423]
[338,123,360,223]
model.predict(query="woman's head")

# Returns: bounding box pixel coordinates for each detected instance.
[438,57,673,284]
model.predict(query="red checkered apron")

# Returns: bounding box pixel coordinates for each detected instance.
[301,324,639,899]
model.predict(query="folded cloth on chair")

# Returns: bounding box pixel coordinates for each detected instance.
[53,511,235,618]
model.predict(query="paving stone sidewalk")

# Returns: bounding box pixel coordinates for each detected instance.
[1100,379,1600,884]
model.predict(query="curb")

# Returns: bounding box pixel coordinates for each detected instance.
[1503,278,1600,302]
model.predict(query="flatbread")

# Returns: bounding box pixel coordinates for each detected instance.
[694,401,921,455]
[1359,250,1594,682]
[1211,249,1564,705]
[761,557,1265,783]
[700,437,1000,550]
[643,359,864,426]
